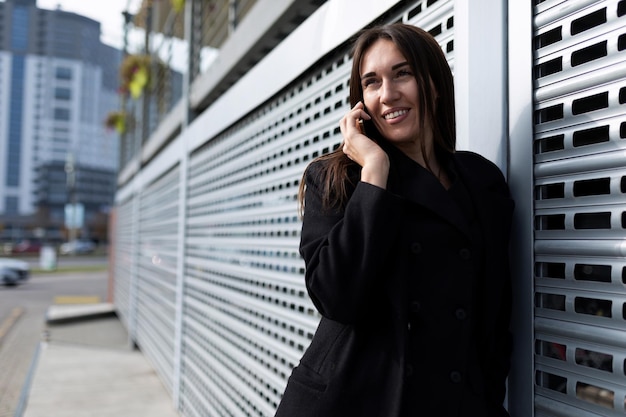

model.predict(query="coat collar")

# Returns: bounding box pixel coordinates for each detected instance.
[383,142,473,240]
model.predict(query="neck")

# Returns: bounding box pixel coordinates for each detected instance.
[396,134,437,170]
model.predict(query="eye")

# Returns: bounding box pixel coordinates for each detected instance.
[396,69,413,78]
[362,78,379,89]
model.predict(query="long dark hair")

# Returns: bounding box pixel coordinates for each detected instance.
[298,23,456,215]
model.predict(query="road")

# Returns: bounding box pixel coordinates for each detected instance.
[0,258,110,417]
[21,254,109,270]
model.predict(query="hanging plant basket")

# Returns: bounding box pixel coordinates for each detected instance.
[105,111,127,134]
[119,54,152,99]
[171,0,185,13]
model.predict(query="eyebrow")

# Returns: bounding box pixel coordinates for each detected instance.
[361,61,410,80]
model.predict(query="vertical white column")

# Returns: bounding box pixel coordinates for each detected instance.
[455,1,536,415]
[127,176,141,349]
[453,0,508,172]
[507,1,535,416]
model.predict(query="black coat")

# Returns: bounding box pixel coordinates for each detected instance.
[275,146,514,417]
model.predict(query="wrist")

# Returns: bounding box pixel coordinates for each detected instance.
[360,155,389,189]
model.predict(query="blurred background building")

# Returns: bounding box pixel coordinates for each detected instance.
[0,0,121,245]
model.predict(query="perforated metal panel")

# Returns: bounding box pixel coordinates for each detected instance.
[533,1,626,415]
[177,2,455,416]
[135,165,182,394]
[111,1,460,415]
[113,198,135,328]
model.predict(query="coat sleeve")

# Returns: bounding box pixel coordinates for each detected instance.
[456,152,515,410]
[299,162,401,324]
[483,159,514,410]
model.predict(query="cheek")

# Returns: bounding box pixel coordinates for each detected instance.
[362,93,377,115]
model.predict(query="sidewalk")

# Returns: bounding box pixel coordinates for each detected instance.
[20,304,180,417]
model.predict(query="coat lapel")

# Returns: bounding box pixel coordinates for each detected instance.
[384,144,472,240]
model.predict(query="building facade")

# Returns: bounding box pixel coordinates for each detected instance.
[111,0,626,416]
[0,0,120,242]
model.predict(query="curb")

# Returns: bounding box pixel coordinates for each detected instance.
[0,306,24,345]
[14,341,42,417]
[45,303,117,325]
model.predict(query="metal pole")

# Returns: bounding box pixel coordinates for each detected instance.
[228,0,237,35]
[141,0,153,146]
[64,152,76,248]
[120,10,133,168]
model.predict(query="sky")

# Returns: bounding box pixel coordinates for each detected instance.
[34,1,213,74]
[36,0,144,49]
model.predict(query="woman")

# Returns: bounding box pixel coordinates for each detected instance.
[275,23,514,417]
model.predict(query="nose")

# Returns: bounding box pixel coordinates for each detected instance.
[380,78,399,103]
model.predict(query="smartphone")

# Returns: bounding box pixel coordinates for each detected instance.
[359,105,378,142]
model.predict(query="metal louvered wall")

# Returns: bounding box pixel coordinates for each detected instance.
[109,0,626,415]
[532,0,626,416]
[113,198,135,328]
[135,165,181,394]
[178,2,455,416]
[112,1,458,416]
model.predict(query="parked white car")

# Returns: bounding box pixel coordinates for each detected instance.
[59,239,96,255]
[0,258,30,286]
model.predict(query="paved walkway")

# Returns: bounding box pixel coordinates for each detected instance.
[21,304,179,417]
[0,308,46,417]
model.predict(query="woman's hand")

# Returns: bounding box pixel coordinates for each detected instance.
[339,102,390,189]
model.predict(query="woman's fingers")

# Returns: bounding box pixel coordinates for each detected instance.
[340,102,370,136]
[339,101,384,166]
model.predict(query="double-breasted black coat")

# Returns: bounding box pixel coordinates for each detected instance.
[275,144,514,417]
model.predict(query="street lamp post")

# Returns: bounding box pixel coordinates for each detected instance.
[64,152,77,250]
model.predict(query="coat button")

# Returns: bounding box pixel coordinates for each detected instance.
[410,242,422,254]
[459,248,471,260]
[455,308,467,320]
[410,301,421,313]
[450,371,462,383]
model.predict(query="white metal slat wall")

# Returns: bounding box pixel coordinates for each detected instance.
[114,198,135,328]
[135,165,181,394]
[179,1,454,416]
[533,0,626,416]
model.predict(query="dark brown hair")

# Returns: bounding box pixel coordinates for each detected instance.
[298,23,456,215]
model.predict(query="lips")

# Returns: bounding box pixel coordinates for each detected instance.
[383,109,408,120]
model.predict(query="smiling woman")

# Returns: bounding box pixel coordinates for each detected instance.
[275,23,514,417]
[360,41,424,152]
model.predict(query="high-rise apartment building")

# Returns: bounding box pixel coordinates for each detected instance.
[0,0,120,242]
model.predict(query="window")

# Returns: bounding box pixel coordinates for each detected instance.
[54,87,71,100]
[55,67,72,80]
[4,196,18,215]
[54,108,70,121]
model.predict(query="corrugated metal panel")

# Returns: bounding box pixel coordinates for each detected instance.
[178,1,455,415]
[533,0,626,415]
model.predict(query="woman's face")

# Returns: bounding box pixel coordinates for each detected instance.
[360,39,430,150]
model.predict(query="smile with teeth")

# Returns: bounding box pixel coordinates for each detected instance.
[384,109,408,120]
